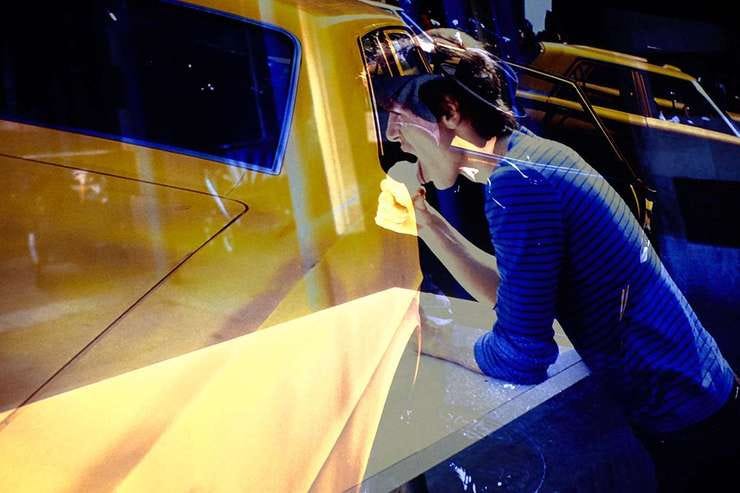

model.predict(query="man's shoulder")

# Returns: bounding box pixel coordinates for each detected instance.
[488,161,546,189]
[486,163,560,213]
[509,127,582,166]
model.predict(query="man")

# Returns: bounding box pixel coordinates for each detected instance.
[375,49,739,491]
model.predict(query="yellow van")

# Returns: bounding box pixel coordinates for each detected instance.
[0,1,437,490]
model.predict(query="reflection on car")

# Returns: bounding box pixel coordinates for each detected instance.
[0,1,431,490]
[530,42,739,141]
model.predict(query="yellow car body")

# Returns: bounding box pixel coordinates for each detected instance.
[0,1,430,490]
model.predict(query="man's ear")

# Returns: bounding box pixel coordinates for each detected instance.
[440,95,461,129]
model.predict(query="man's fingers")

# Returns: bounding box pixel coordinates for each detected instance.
[376,162,426,236]
[411,187,428,212]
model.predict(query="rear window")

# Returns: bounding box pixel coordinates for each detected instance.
[0,0,299,174]
[646,73,734,135]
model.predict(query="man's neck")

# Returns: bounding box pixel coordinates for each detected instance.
[493,133,511,158]
[456,133,512,184]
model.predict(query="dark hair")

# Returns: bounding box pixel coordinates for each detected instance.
[420,49,517,140]
[425,28,484,67]
[378,74,439,123]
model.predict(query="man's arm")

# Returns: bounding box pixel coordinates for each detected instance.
[376,162,561,382]
[415,203,500,308]
[416,166,563,383]
[375,164,501,306]
[472,166,563,384]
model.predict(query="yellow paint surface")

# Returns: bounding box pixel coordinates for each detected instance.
[0,289,419,493]
[0,156,245,412]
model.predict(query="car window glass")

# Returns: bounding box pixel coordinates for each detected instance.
[569,61,637,114]
[646,74,733,135]
[0,1,298,173]
[387,32,427,77]
[360,28,430,170]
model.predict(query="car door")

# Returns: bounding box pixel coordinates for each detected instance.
[635,71,740,343]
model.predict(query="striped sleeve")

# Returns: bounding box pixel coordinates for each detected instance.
[474,166,562,384]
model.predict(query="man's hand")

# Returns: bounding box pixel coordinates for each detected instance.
[375,161,428,236]
[413,293,487,374]
[418,319,486,374]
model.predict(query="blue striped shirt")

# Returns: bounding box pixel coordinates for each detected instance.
[473,127,735,432]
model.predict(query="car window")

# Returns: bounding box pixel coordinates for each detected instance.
[360,28,431,170]
[517,71,624,170]
[569,61,638,114]
[0,1,299,174]
[645,73,734,135]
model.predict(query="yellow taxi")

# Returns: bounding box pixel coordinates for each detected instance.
[527,42,740,327]
[527,42,740,190]
[529,42,739,143]
[0,1,437,490]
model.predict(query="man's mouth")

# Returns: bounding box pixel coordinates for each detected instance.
[417,162,427,184]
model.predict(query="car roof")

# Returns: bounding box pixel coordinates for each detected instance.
[540,42,696,81]
[190,0,404,44]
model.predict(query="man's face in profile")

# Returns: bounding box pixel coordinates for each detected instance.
[384,102,460,189]
[385,103,440,155]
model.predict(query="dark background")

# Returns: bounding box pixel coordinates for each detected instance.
[388,0,739,113]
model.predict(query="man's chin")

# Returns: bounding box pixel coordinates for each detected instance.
[426,175,456,190]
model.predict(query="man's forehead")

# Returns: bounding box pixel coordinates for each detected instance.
[381,74,439,122]
[387,103,423,119]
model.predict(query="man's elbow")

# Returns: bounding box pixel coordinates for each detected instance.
[474,331,558,385]
[475,342,555,385]
[484,363,551,385]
